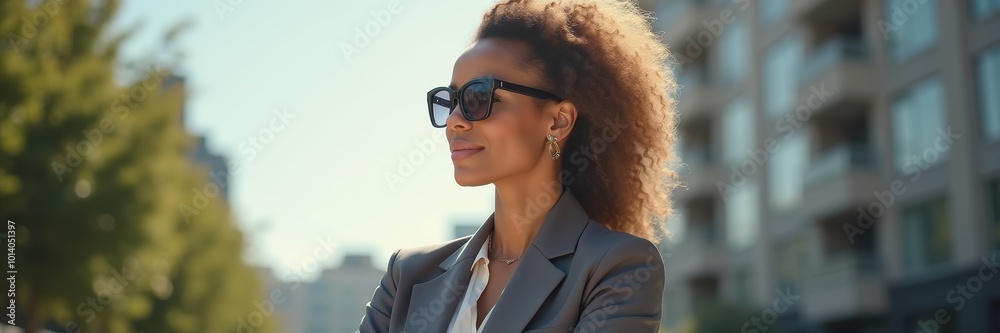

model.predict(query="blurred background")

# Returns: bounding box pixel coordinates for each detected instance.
[0,0,998,332]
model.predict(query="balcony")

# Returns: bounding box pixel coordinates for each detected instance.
[802,251,887,322]
[799,144,883,220]
[654,0,718,53]
[670,224,726,278]
[676,66,722,123]
[804,143,875,187]
[796,36,874,122]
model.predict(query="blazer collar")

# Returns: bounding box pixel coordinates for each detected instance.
[406,187,590,333]
[439,186,590,270]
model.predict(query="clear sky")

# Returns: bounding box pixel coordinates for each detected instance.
[111,0,499,281]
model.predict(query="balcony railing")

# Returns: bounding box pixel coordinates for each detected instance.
[805,251,882,293]
[811,251,882,276]
[799,36,869,86]
[801,250,887,321]
[804,143,875,187]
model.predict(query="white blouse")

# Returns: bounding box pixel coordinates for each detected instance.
[446,240,503,332]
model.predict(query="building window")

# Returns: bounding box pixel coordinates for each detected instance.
[726,180,759,250]
[775,235,809,293]
[722,96,754,165]
[757,0,788,25]
[762,33,803,117]
[989,180,1000,253]
[977,45,1000,143]
[883,0,938,62]
[891,76,947,172]
[768,131,808,212]
[971,0,1000,19]
[718,18,749,86]
[903,197,951,273]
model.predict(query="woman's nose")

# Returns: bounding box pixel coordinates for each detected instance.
[446,103,471,131]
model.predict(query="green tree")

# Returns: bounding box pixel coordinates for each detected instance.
[680,301,779,333]
[0,1,275,332]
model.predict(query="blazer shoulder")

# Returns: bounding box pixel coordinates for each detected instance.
[577,220,664,264]
[393,235,471,270]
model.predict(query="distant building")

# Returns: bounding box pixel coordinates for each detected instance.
[453,223,481,239]
[259,254,385,332]
[162,74,187,124]
[253,267,302,333]
[638,0,1000,332]
[285,254,385,332]
[165,75,231,198]
[190,136,231,198]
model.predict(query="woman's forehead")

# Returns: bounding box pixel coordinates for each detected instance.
[450,38,542,88]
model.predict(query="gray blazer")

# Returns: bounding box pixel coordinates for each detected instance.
[358,189,665,333]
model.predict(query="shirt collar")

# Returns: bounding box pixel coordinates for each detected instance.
[471,236,490,271]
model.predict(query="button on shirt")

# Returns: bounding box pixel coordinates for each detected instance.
[447,240,502,333]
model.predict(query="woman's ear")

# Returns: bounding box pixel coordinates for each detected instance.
[549,101,577,142]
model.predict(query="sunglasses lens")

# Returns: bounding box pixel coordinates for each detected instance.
[461,82,491,121]
[430,89,452,127]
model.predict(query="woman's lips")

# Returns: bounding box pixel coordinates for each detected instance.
[451,148,483,161]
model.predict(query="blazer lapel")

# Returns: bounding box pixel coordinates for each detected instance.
[403,214,495,333]
[405,261,473,333]
[403,188,590,333]
[479,245,566,332]
[481,188,591,332]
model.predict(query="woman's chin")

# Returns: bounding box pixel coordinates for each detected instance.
[454,172,492,187]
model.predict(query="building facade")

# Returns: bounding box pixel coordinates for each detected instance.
[265,254,384,333]
[636,0,1000,331]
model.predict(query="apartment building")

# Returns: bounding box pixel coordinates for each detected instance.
[637,0,1000,331]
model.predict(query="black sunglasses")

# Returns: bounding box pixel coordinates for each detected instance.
[426,77,563,128]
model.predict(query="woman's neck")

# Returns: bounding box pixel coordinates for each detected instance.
[492,174,564,260]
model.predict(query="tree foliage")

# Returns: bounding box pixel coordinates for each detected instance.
[679,301,781,333]
[0,1,274,332]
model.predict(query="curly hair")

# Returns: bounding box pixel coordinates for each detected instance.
[475,0,678,242]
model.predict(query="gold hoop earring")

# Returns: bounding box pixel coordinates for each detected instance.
[547,134,561,160]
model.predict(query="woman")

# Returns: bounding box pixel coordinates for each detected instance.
[359,0,677,332]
